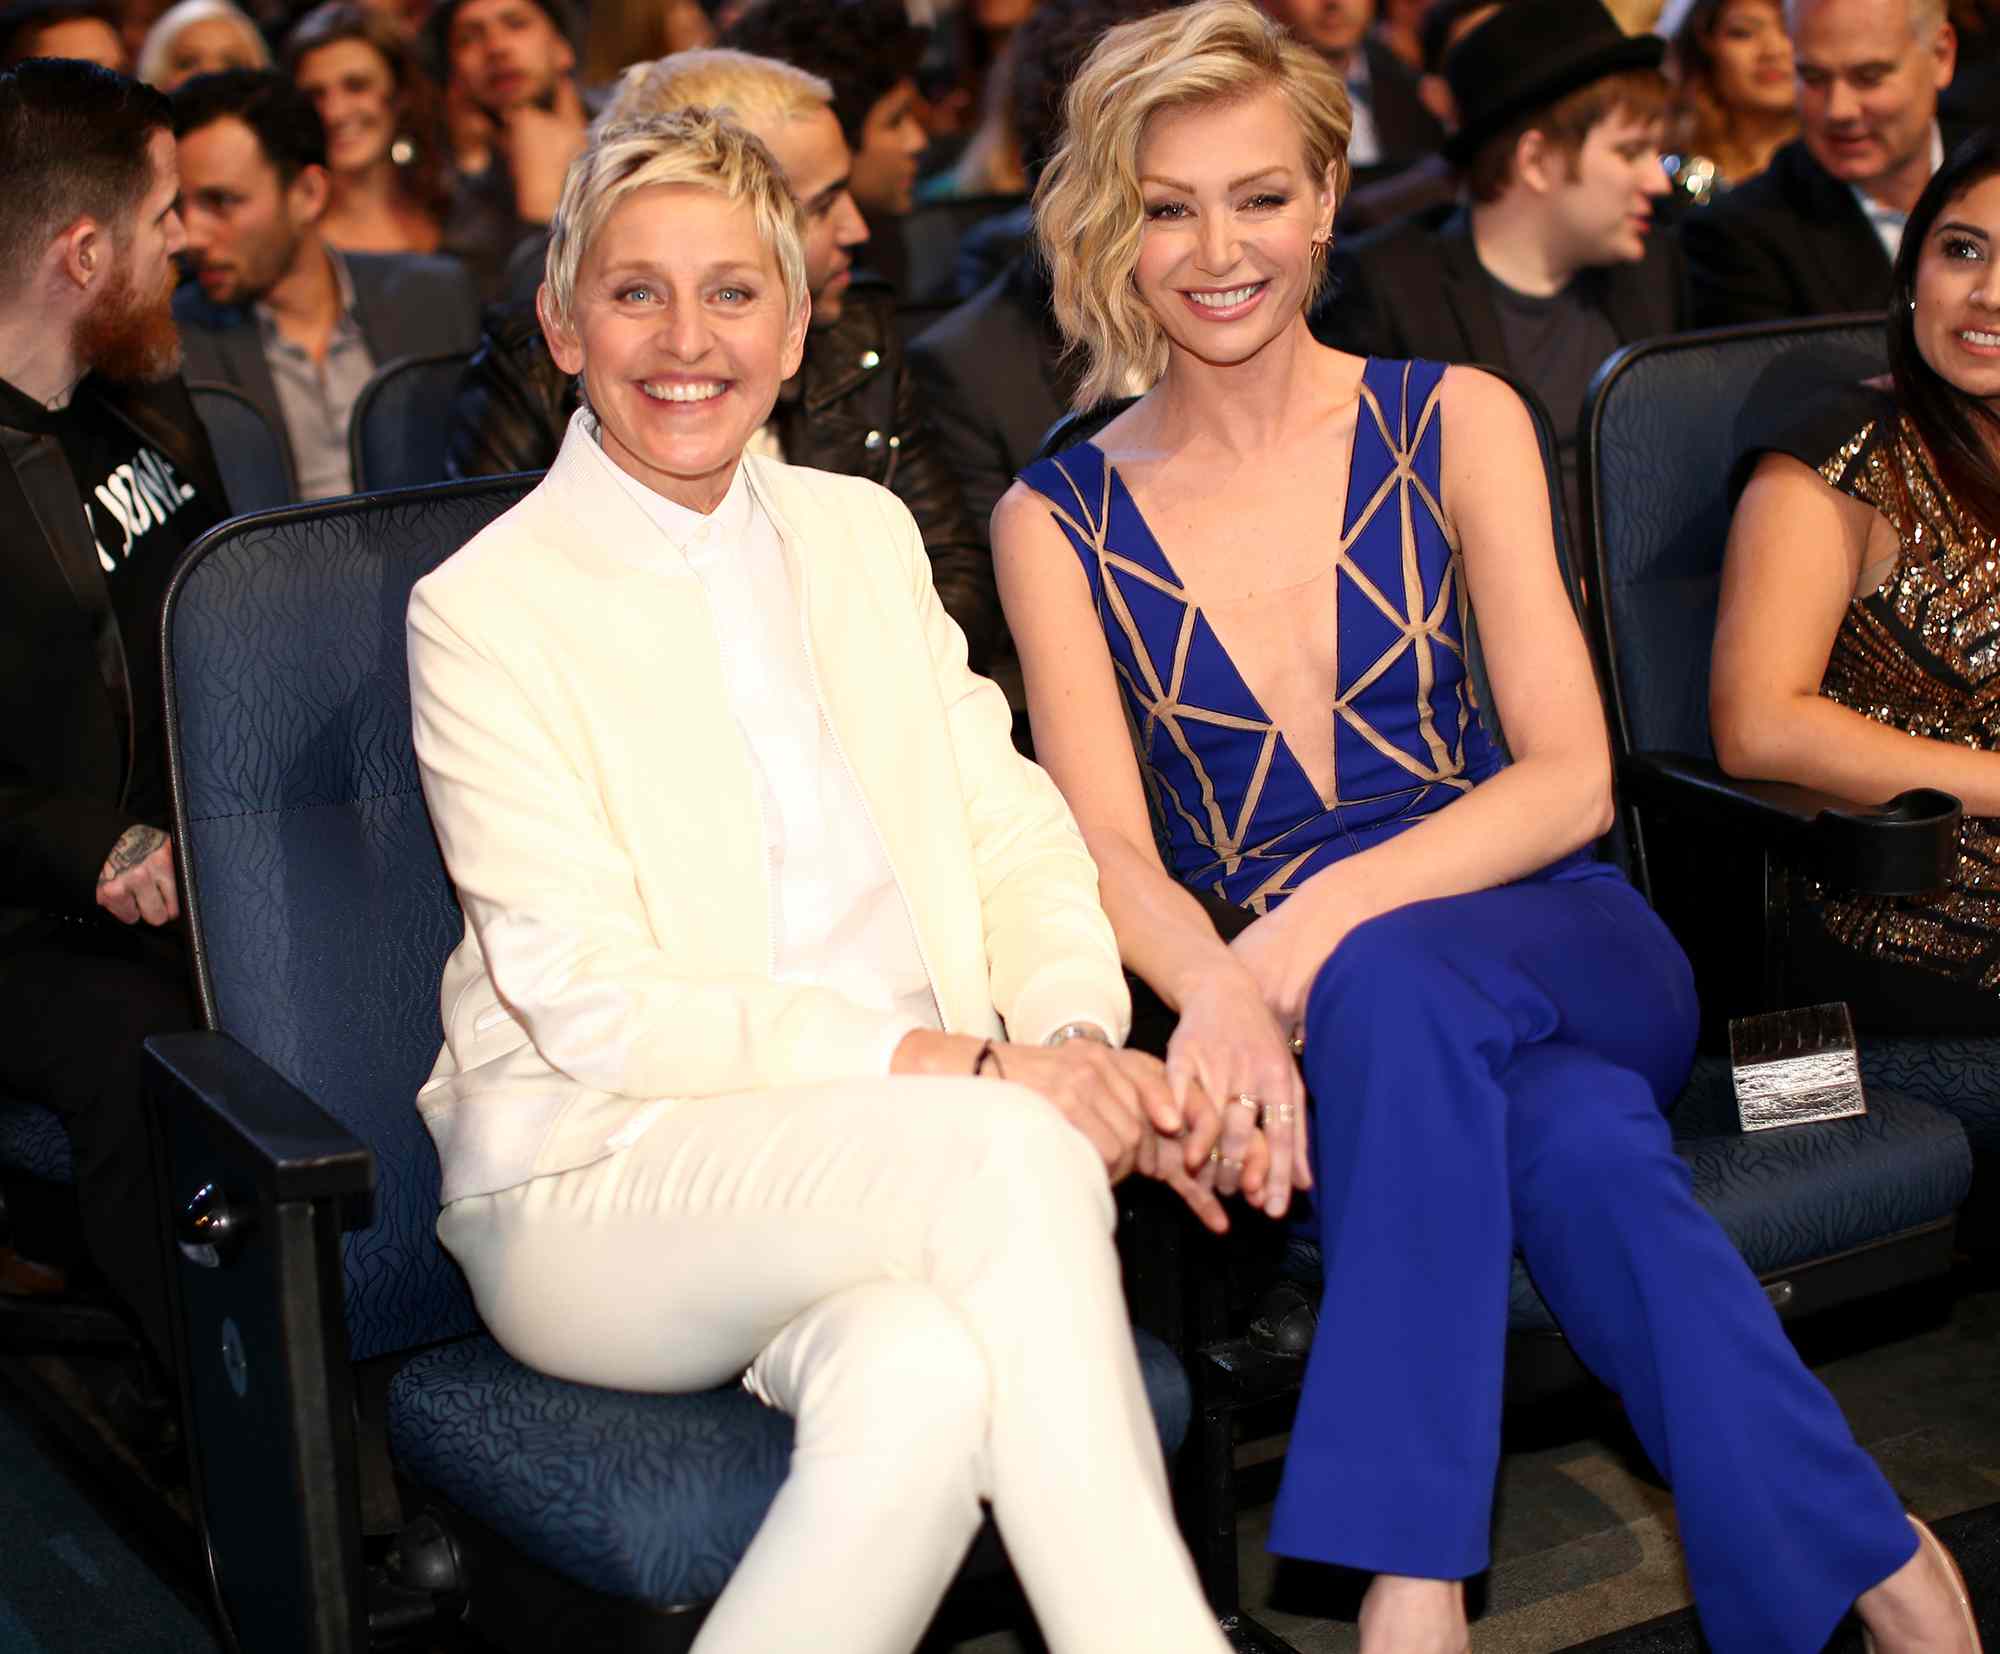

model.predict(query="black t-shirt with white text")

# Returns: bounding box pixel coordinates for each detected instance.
[0,374,217,827]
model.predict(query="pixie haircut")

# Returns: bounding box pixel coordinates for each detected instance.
[541,106,808,333]
[1035,0,1351,409]
[598,46,832,141]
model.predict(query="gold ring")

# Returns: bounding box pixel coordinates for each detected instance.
[1208,1146,1221,1164]
[1289,1033,1305,1056]
[1227,1093,1260,1116]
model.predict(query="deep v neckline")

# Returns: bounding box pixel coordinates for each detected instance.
[1081,396,1367,813]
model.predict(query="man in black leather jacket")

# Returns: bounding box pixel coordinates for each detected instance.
[445,51,997,670]
[0,62,225,1369]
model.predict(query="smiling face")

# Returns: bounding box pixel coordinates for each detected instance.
[1791,0,1953,193]
[157,14,264,89]
[542,183,807,512]
[294,37,399,175]
[849,78,927,217]
[1703,0,1795,116]
[1912,171,2000,410]
[1544,105,1671,269]
[1132,88,1334,374]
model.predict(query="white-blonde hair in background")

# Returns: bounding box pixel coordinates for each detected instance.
[541,106,808,333]
[1034,0,1353,409]
[596,46,833,139]
[135,0,270,85]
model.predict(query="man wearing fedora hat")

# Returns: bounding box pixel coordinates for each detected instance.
[1685,0,1964,327]
[1315,0,1686,526]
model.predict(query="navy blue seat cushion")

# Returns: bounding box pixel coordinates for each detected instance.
[0,1100,72,1183]
[388,1327,1190,1607]
[1507,1084,1972,1334]
[1860,1037,2000,1154]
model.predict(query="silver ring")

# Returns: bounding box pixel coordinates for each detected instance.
[1226,1093,1260,1116]
[1266,1100,1298,1126]
[1219,1155,1244,1171]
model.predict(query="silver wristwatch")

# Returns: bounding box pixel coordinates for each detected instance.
[1044,1021,1112,1048]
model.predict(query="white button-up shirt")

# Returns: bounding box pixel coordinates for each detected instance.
[583,424,941,1071]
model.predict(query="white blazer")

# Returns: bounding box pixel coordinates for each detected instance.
[408,416,1129,1204]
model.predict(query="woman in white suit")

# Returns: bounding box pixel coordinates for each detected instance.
[405,108,1255,1654]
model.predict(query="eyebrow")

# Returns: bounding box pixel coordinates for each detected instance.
[1934,219,1991,242]
[1138,166,1293,193]
[597,260,766,282]
[802,177,850,212]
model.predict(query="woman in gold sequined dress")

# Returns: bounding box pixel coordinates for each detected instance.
[1715,130,2000,1020]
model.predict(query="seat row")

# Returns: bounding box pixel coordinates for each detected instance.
[0,313,1992,1654]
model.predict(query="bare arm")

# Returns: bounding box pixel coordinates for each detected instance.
[1226,367,1615,1029]
[993,481,1300,1216]
[1711,451,2000,812]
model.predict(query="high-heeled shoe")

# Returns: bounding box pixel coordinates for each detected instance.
[1861,1515,1983,1654]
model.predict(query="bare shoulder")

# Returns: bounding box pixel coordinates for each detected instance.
[1436,362,1534,438]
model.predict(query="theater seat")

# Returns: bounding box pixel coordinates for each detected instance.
[146,477,1192,1654]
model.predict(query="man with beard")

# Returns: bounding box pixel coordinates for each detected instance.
[429,0,588,301]
[0,57,223,1383]
[171,70,480,500]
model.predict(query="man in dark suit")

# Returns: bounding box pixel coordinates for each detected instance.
[0,60,226,1370]
[1257,0,1447,191]
[1685,0,1960,327]
[1318,0,1684,525]
[171,70,481,499]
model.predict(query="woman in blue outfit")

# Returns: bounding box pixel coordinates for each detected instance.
[991,3,1980,1651]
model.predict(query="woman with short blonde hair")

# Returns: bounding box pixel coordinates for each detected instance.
[999,3,1981,1650]
[135,0,265,88]
[411,106,1237,1654]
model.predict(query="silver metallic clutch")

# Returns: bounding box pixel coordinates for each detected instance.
[1728,1003,1867,1133]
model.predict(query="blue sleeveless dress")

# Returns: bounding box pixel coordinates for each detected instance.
[1015,357,1914,1653]
[1017,357,1612,909]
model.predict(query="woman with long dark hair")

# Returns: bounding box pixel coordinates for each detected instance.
[1714,127,2000,1020]
[1658,0,1796,201]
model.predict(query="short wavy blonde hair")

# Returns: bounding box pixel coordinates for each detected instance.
[1035,0,1352,408]
[542,106,808,333]
[597,46,833,137]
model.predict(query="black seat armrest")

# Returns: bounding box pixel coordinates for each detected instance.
[1623,752,1959,897]
[144,1031,374,1230]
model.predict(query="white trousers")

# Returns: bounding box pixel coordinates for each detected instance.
[437,1075,1226,1654]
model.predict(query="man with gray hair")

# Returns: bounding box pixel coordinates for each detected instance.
[1686,0,1964,325]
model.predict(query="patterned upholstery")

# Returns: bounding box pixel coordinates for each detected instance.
[1506,1086,1972,1334]
[165,478,1194,1619]
[168,480,534,1360]
[1861,1038,2000,1153]
[0,1100,72,1183]
[349,354,475,494]
[1584,317,1886,760]
[188,381,296,514]
[390,1329,1192,1606]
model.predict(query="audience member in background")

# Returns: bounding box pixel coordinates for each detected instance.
[1658,0,1796,202]
[428,0,587,299]
[135,0,265,86]
[445,49,998,667]
[922,0,1032,159]
[909,0,1166,602]
[1713,128,2000,1024]
[0,59,223,1376]
[172,69,479,498]
[0,0,127,65]
[1944,0,1996,119]
[116,0,165,60]
[288,2,449,255]
[1685,0,1963,326]
[1000,8,1986,1651]
[413,106,1237,1654]
[721,0,930,289]
[1373,0,1430,68]
[917,27,1028,202]
[1256,0,1445,190]
[579,0,711,90]
[1318,0,1685,527]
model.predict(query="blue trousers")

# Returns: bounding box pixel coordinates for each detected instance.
[1267,871,1916,1654]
